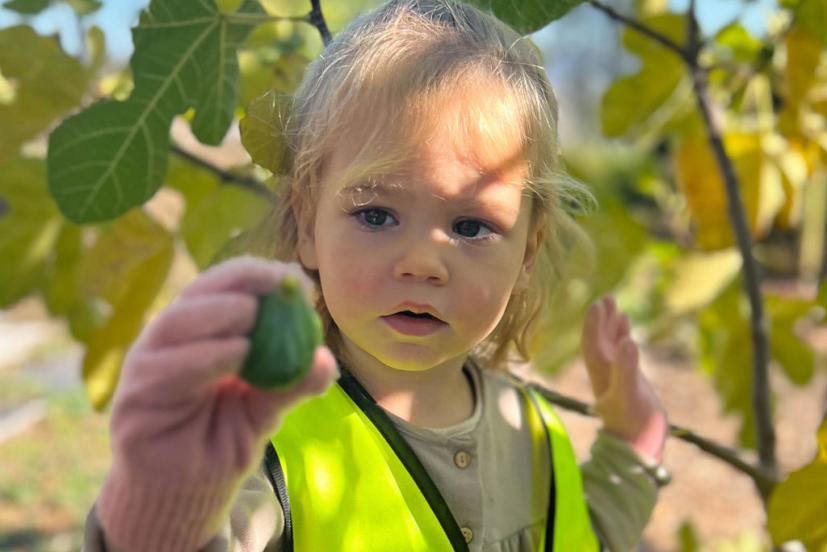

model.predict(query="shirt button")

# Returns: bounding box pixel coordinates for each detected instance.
[461,527,474,543]
[454,450,472,469]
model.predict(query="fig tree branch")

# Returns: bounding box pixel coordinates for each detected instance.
[587,0,691,64]
[588,0,779,501]
[310,0,332,46]
[529,385,779,494]
[227,0,330,46]
[170,144,276,201]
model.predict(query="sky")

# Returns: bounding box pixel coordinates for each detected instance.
[0,0,780,143]
[0,0,779,65]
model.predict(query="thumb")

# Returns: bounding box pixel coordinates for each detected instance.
[244,346,339,435]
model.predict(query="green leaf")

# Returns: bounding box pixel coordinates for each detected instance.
[165,158,268,269]
[0,157,62,307]
[768,415,827,551]
[464,0,585,34]
[3,0,50,15]
[714,22,764,64]
[240,89,290,173]
[47,0,264,223]
[0,26,89,162]
[41,223,84,317]
[698,282,759,448]
[601,14,685,138]
[78,210,174,410]
[767,294,816,385]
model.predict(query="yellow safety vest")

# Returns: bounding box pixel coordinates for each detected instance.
[266,370,600,551]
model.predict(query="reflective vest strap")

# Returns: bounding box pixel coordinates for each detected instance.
[520,386,556,552]
[528,388,600,552]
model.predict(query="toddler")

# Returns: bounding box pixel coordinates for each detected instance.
[83,1,668,550]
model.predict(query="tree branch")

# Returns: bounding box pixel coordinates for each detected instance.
[686,0,699,59]
[309,0,332,46]
[688,64,777,495]
[588,0,779,501]
[170,144,276,201]
[587,0,691,63]
[529,385,779,494]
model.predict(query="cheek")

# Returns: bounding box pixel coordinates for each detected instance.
[316,229,384,312]
[452,257,519,329]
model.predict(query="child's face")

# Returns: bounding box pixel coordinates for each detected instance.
[298,105,538,374]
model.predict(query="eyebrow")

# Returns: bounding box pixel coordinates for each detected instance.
[336,179,526,208]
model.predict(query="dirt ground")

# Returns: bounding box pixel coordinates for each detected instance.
[1,295,826,551]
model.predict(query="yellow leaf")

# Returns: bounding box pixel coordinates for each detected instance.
[79,210,174,410]
[665,249,741,314]
[673,131,783,249]
[779,26,824,137]
[768,416,827,551]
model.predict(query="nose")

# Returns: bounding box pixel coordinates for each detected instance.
[392,227,450,284]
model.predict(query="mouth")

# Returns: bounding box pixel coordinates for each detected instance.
[381,310,447,336]
[391,310,440,321]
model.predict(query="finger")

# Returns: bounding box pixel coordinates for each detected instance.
[603,296,622,345]
[582,301,611,395]
[141,293,259,350]
[616,313,630,341]
[122,337,250,402]
[603,295,616,317]
[243,346,339,434]
[180,257,315,301]
[610,336,640,396]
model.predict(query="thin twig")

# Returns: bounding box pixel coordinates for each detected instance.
[683,0,777,499]
[688,65,777,493]
[587,0,691,63]
[588,0,779,503]
[529,385,779,494]
[170,144,276,201]
[686,0,699,59]
[309,0,332,46]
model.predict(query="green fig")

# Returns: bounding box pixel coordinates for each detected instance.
[240,276,323,389]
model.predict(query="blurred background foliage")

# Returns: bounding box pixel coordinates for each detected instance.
[1,0,826,549]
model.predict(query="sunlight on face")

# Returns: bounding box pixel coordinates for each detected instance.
[298,81,535,376]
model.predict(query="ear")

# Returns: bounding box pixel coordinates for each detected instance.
[294,202,319,271]
[514,225,543,293]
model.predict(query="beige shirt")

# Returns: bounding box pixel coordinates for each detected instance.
[84,364,660,551]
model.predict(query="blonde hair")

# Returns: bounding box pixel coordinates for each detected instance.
[271,0,593,370]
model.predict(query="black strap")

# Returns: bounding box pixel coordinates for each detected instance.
[262,442,293,552]
[337,365,471,552]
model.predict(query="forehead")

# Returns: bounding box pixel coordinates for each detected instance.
[324,79,529,201]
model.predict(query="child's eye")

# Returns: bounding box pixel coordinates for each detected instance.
[454,219,497,241]
[354,208,397,228]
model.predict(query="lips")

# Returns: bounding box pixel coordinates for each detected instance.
[382,312,447,336]
[382,302,447,336]
[386,302,444,322]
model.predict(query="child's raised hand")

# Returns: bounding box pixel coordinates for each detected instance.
[95,256,338,552]
[581,296,668,464]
